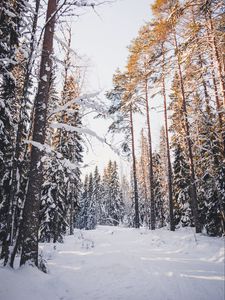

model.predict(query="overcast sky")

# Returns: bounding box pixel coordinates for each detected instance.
[72,0,154,90]
[70,0,164,176]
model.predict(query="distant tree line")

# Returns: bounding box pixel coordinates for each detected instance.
[76,161,125,230]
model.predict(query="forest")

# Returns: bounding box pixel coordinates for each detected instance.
[0,1,224,298]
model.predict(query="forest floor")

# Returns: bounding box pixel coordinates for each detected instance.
[0,226,224,300]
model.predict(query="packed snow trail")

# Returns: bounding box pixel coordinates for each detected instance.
[0,226,224,300]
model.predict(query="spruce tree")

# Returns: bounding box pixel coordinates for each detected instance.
[173,144,192,227]
[0,0,28,263]
[152,152,165,229]
[86,173,97,230]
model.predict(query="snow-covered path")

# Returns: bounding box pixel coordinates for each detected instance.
[0,226,224,300]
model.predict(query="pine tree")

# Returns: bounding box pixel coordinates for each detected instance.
[195,111,225,236]
[77,173,97,231]
[158,127,170,226]
[76,175,89,230]
[86,173,97,230]
[93,166,102,224]
[106,69,140,228]
[152,152,165,228]
[152,0,201,233]
[110,161,124,225]
[101,161,123,225]
[173,144,192,227]
[137,131,149,226]
[120,176,133,227]
[128,35,156,230]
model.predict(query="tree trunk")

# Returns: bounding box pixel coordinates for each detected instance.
[162,48,175,231]
[191,6,211,115]
[207,11,225,107]
[144,78,155,230]
[20,0,57,267]
[130,106,139,228]
[206,28,225,156]
[173,32,201,234]
[69,181,74,235]
[140,155,149,226]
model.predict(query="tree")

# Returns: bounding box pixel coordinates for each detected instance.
[137,131,150,226]
[173,143,192,227]
[76,175,89,230]
[151,0,201,233]
[0,0,29,264]
[93,166,103,224]
[128,34,156,230]
[19,0,57,267]
[106,69,140,228]
[152,152,165,228]
[101,161,124,225]
[86,173,97,230]
[77,172,97,231]
[195,111,225,236]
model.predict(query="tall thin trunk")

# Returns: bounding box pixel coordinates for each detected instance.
[191,6,211,115]
[130,106,139,228]
[19,0,57,267]
[207,11,225,107]
[173,32,201,234]
[58,29,72,152]
[140,157,149,226]
[144,78,155,230]
[69,181,74,235]
[162,47,175,231]
[207,29,225,155]
[210,59,223,128]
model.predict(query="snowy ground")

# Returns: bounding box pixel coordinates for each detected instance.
[0,226,224,300]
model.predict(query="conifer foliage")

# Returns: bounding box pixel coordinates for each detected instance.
[76,161,125,229]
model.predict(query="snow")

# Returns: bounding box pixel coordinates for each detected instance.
[41,75,48,82]
[48,93,99,118]
[50,122,106,144]
[48,92,109,120]
[0,226,224,300]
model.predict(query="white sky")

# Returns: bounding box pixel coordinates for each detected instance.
[70,0,164,176]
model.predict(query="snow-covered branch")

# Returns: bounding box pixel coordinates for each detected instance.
[24,140,88,171]
[50,122,106,144]
[48,92,109,119]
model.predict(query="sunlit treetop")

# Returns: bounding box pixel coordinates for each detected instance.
[151,0,179,16]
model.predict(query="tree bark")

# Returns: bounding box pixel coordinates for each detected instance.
[206,27,225,156]
[207,10,225,107]
[20,0,57,267]
[130,106,140,228]
[162,47,175,231]
[144,78,155,230]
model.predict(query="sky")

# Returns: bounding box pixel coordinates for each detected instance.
[70,0,164,176]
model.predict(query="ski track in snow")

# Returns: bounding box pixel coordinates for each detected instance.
[0,226,224,300]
